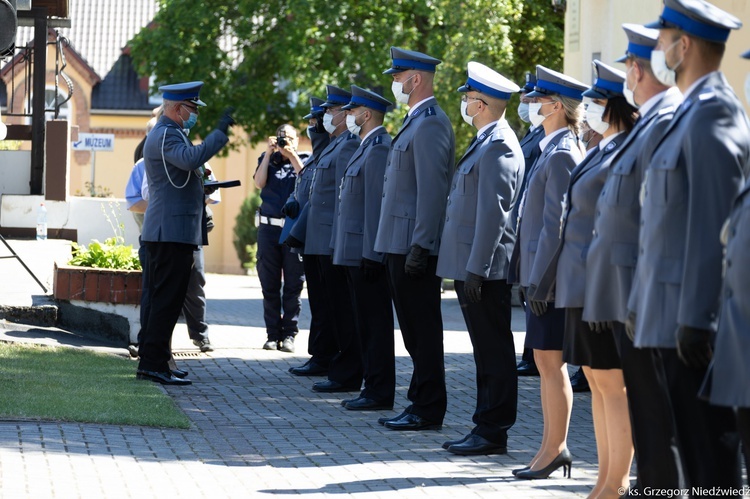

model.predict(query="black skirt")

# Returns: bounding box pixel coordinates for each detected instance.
[524,303,566,351]
[562,307,621,369]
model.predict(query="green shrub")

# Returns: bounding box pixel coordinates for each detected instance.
[69,237,141,270]
[233,191,262,270]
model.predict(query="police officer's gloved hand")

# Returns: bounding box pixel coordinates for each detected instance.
[526,285,548,316]
[284,235,304,249]
[518,286,527,309]
[360,258,384,283]
[676,325,713,369]
[281,199,300,219]
[588,321,614,334]
[464,272,483,303]
[625,311,637,342]
[404,244,430,279]
[314,115,326,134]
[216,107,236,135]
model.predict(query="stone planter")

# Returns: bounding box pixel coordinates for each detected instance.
[53,263,143,345]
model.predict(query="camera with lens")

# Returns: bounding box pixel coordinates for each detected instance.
[276,134,287,148]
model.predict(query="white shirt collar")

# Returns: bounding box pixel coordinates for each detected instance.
[475,121,495,140]
[538,127,568,152]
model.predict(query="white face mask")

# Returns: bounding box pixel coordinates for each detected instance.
[307,126,313,139]
[585,102,609,135]
[651,39,682,87]
[346,112,366,135]
[529,101,552,127]
[518,102,530,123]
[391,74,416,105]
[622,65,639,108]
[323,111,341,134]
[460,99,480,127]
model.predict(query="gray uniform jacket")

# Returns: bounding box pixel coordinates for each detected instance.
[374,98,456,255]
[534,136,624,305]
[510,126,545,232]
[710,178,750,407]
[583,88,682,323]
[512,130,582,289]
[141,117,228,246]
[436,120,524,281]
[302,131,360,256]
[332,127,392,266]
[629,72,750,348]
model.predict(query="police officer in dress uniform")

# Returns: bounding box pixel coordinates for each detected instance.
[293,85,363,393]
[627,0,750,492]
[333,86,396,411]
[514,72,545,378]
[535,60,637,495]
[436,62,524,455]
[709,51,750,468]
[287,98,336,377]
[583,24,685,492]
[508,65,586,480]
[254,124,307,353]
[375,47,456,431]
[137,81,234,385]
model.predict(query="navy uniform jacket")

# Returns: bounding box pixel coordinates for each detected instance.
[436,120,524,281]
[511,129,582,289]
[711,178,750,407]
[534,135,624,305]
[583,88,681,323]
[374,98,456,255]
[303,131,360,256]
[629,72,750,348]
[333,127,392,266]
[141,117,228,246]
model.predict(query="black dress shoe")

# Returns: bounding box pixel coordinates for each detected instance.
[312,380,360,393]
[384,413,442,431]
[442,434,471,450]
[171,368,189,379]
[344,397,393,411]
[378,411,407,426]
[517,360,539,376]
[570,367,590,393]
[515,449,572,479]
[289,361,329,377]
[447,434,507,455]
[136,370,192,386]
[289,360,310,373]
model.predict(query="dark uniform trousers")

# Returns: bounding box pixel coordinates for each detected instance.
[138,242,195,372]
[653,347,742,493]
[302,254,337,366]
[386,253,447,423]
[318,255,363,388]
[183,247,209,343]
[612,323,684,490]
[455,279,516,445]
[256,223,305,341]
[346,265,396,406]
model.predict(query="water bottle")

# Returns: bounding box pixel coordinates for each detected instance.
[36,203,47,241]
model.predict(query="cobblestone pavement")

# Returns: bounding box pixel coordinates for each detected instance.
[0,240,605,498]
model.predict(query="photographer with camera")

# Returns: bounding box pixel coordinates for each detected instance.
[254,125,308,352]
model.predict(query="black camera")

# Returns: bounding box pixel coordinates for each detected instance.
[276,135,287,148]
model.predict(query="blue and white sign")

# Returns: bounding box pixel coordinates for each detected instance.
[73,133,115,151]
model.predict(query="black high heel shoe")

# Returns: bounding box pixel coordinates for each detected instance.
[512,466,530,476]
[515,449,572,480]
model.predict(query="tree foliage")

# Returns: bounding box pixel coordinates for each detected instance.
[129,0,564,154]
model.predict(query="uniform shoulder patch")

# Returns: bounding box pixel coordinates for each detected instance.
[373,135,383,145]
[557,134,573,151]
[347,132,358,140]
[698,87,716,102]
[424,106,437,117]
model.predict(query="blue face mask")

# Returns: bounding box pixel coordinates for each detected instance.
[182,105,198,129]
